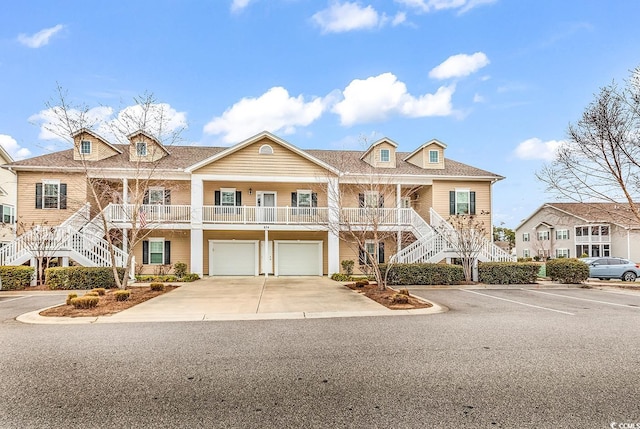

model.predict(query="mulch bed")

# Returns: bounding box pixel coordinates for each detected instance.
[345,282,432,310]
[39,285,179,318]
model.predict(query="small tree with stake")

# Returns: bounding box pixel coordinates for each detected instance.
[439,214,488,282]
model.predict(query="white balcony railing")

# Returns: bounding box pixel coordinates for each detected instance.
[575,235,610,244]
[107,204,193,223]
[203,206,330,224]
[340,208,413,226]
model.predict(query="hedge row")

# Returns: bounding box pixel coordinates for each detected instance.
[0,266,35,290]
[478,262,540,284]
[45,267,127,290]
[135,274,199,283]
[546,258,589,284]
[380,263,465,285]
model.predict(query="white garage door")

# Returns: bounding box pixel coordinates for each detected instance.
[276,241,322,276]
[210,241,258,276]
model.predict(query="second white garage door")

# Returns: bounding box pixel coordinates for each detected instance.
[275,241,323,276]
[209,240,259,276]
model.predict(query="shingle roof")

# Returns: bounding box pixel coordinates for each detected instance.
[6,143,502,179]
[546,202,640,228]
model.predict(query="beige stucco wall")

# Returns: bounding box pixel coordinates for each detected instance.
[16,171,87,232]
[202,230,328,275]
[194,138,330,177]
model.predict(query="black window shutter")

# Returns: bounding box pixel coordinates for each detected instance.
[0,205,4,222]
[164,190,171,205]
[358,193,364,208]
[235,191,242,206]
[59,183,67,209]
[312,193,317,208]
[143,190,149,204]
[142,241,149,264]
[449,191,455,215]
[359,247,366,265]
[164,241,171,265]
[291,192,297,207]
[378,242,385,264]
[378,194,384,208]
[214,191,221,205]
[35,183,43,209]
[470,191,476,215]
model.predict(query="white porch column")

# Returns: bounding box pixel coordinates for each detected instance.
[264,227,269,278]
[30,257,37,286]
[61,257,69,267]
[190,176,204,277]
[327,177,340,275]
[396,183,401,207]
[122,228,128,254]
[122,178,128,203]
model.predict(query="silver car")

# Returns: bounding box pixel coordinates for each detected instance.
[581,257,640,281]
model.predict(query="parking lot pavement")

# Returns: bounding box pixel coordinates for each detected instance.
[409,286,640,318]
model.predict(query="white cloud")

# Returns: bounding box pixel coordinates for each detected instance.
[391,11,407,26]
[29,103,187,144]
[17,24,64,48]
[332,72,454,126]
[0,134,31,160]
[513,138,564,161]
[312,1,382,33]
[230,0,252,13]
[473,93,485,103]
[203,87,327,144]
[395,0,496,14]
[429,52,490,80]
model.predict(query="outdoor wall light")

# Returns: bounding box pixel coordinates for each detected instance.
[249,188,253,195]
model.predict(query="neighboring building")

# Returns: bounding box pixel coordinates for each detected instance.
[515,202,640,261]
[0,145,16,245]
[1,131,512,277]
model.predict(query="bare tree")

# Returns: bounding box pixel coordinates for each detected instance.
[438,214,488,282]
[38,84,186,288]
[537,66,640,222]
[18,220,67,285]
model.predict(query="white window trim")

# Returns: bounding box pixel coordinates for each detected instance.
[556,229,569,240]
[43,179,61,209]
[523,249,530,258]
[259,144,274,155]
[296,190,312,208]
[148,187,165,205]
[455,189,470,215]
[522,232,530,242]
[429,149,439,163]
[379,149,390,162]
[2,204,15,224]
[148,238,165,265]
[364,190,380,208]
[365,239,378,259]
[537,231,550,241]
[136,141,148,156]
[401,197,411,208]
[80,140,92,155]
[556,248,569,258]
[220,187,236,206]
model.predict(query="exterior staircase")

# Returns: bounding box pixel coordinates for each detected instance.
[391,208,515,264]
[0,204,126,268]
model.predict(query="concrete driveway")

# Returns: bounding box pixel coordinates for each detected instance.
[101,276,397,322]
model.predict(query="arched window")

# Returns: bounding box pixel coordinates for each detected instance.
[259,144,274,155]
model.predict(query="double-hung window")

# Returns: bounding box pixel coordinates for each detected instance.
[136,141,147,156]
[556,248,569,258]
[36,181,66,210]
[556,229,569,240]
[0,205,15,224]
[380,149,390,163]
[220,189,236,206]
[537,231,550,241]
[450,190,475,215]
[80,140,91,155]
[522,233,530,242]
[149,239,164,264]
[429,150,439,163]
[148,188,165,205]
[296,190,312,208]
[364,191,380,208]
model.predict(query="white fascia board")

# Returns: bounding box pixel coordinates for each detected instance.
[191,173,333,184]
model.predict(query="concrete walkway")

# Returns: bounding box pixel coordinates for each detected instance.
[17,276,443,324]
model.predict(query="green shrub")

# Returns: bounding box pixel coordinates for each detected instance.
[46,267,126,290]
[136,273,199,283]
[331,273,349,281]
[391,293,409,304]
[0,266,35,291]
[70,296,99,309]
[85,291,99,297]
[380,263,464,286]
[398,288,410,296]
[66,293,78,305]
[173,262,188,278]
[341,260,354,276]
[91,288,106,296]
[150,282,165,291]
[181,273,200,282]
[517,257,533,262]
[478,262,540,284]
[114,290,131,301]
[546,258,589,284]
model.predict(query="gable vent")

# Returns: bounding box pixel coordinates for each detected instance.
[259,144,274,155]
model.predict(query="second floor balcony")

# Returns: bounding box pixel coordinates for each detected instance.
[104,204,415,227]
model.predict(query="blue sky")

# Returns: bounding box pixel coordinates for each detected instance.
[1,0,639,228]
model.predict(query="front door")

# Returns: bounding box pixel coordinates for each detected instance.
[257,192,276,222]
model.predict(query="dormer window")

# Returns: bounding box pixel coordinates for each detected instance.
[429,150,439,163]
[80,140,91,155]
[136,141,147,156]
[380,149,390,162]
[259,144,274,155]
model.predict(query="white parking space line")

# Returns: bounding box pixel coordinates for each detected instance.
[0,295,29,304]
[461,289,575,315]
[528,290,640,309]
